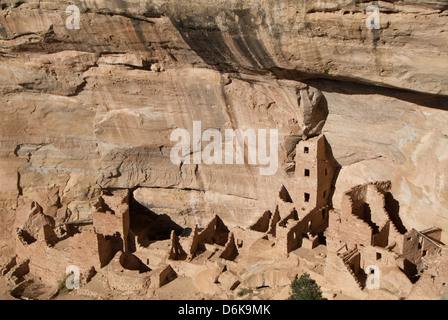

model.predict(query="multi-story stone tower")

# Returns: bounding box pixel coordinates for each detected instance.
[294,134,337,214]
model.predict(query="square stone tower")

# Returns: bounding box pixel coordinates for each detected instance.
[294,134,336,213]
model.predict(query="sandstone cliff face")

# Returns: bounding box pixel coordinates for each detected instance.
[0,0,447,279]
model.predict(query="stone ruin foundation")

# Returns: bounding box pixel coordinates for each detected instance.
[1,134,447,300]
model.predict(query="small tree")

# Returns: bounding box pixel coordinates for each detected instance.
[288,273,325,300]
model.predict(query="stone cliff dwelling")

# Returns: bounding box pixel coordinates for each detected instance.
[0,0,447,301]
[2,132,446,300]
[325,182,447,297]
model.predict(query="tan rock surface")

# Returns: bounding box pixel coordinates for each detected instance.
[0,0,447,300]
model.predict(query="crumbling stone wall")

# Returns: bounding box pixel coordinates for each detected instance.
[279,208,298,226]
[332,207,373,249]
[324,246,366,295]
[219,233,239,261]
[366,185,390,229]
[93,190,130,266]
[15,227,102,287]
[186,216,231,259]
[198,215,230,247]
[267,206,281,236]
[339,181,405,249]
[187,226,203,259]
[249,210,272,233]
[409,248,448,299]
[93,190,130,250]
[283,206,328,254]
[372,221,390,248]
[168,230,187,261]
[342,184,368,221]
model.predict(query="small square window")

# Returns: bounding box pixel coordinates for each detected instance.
[304,147,309,154]
[325,168,328,176]
[304,169,310,177]
[376,252,382,260]
[323,190,327,198]
[304,193,310,202]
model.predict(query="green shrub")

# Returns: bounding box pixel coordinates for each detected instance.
[237,288,253,297]
[288,273,325,300]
